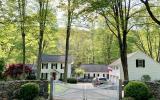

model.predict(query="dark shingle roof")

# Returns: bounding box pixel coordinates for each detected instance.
[80,64,108,72]
[41,54,73,63]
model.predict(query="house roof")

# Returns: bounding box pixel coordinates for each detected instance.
[80,64,108,72]
[41,54,73,63]
[108,51,140,66]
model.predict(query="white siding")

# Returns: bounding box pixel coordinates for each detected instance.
[127,52,160,81]
[109,51,160,83]
[41,62,72,80]
[80,72,109,79]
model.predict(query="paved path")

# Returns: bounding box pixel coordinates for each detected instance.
[53,83,119,100]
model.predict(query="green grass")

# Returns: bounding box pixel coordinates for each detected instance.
[48,83,68,94]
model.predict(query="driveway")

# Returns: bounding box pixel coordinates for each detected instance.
[53,83,119,100]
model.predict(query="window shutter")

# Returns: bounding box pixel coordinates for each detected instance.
[61,64,63,69]
[46,73,48,80]
[51,64,53,69]
[46,64,48,69]
[143,60,145,67]
[41,73,43,79]
[42,63,43,69]
[136,60,138,67]
[56,64,57,69]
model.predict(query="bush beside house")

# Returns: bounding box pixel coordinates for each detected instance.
[67,78,77,84]
[124,81,150,100]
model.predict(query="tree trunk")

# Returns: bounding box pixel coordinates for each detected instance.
[18,0,26,79]
[37,0,48,80]
[37,30,44,80]
[64,0,72,83]
[119,41,129,80]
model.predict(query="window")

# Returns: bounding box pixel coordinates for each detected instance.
[103,74,105,77]
[42,63,48,69]
[107,74,109,79]
[41,73,43,79]
[61,64,63,69]
[136,59,145,68]
[88,74,90,78]
[51,63,57,69]
[84,74,86,79]
[41,73,48,80]
[97,74,99,77]
[93,73,95,77]
[51,64,53,69]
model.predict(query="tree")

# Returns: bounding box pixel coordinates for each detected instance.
[18,0,26,79]
[141,0,160,25]
[141,0,160,62]
[37,0,49,80]
[75,68,85,78]
[81,0,135,80]
[59,0,84,82]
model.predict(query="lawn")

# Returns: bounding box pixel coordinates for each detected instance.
[48,83,68,94]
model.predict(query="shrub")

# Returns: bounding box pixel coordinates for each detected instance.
[122,97,135,100]
[19,83,40,100]
[148,98,157,100]
[4,64,32,79]
[124,81,149,100]
[141,75,151,82]
[67,78,77,84]
[26,74,36,80]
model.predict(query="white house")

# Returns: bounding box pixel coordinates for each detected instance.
[108,51,160,83]
[40,55,73,80]
[80,64,110,79]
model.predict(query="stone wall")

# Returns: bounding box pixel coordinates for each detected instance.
[0,80,49,100]
[146,82,160,99]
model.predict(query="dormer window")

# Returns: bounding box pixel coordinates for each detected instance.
[136,59,145,68]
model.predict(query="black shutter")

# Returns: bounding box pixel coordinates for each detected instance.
[136,60,138,67]
[46,73,48,80]
[143,60,145,67]
[41,73,43,79]
[61,64,63,69]
[46,64,48,69]
[42,64,43,69]
[56,64,57,69]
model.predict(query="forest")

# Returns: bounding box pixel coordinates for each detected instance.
[0,0,160,80]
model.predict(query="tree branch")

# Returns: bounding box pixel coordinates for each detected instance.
[141,0,160,25]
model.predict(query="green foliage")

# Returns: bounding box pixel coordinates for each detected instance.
[75,68,85,77]
[26,74,36,80]
[148,98,157,100]
[19,83,40,100]
[0,58,5,72]
[141,75,151,82]
[67,78,77,84]
[122,97,135,100]
[124,81,149,100]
